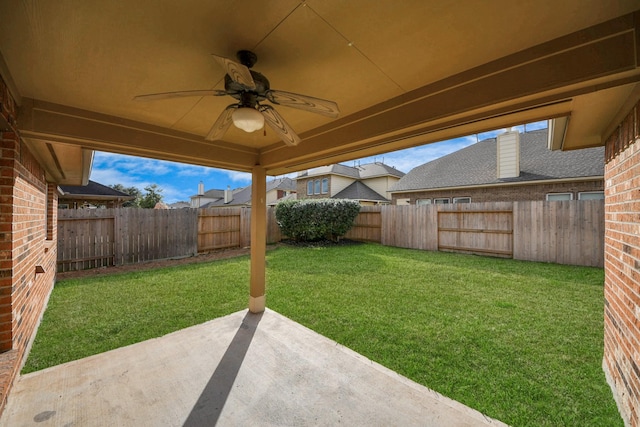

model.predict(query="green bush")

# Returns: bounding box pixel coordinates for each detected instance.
[275,199,361,242]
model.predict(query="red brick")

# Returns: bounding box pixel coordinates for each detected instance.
[388,180,604,205]
[0,75,57,417]
[604,104,640,427]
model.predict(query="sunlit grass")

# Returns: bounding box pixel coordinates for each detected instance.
[25,243,618,426]
[24,258,249,373]
[266,244,616,426]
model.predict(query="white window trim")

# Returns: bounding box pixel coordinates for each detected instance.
[307,180,313,196]
[416,198,432,205]
[453,197,471,203]
[434,198,450,204]
[321,178,329,194]
[314,179,321,195]
[546,192,573,201]
[578,191,604,200]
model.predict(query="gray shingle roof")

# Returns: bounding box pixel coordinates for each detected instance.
[169,201,190,209]
[391,129,604,192]
[333,181,389,202]
[203,186,251,207]
[300,162,405,179]
[203,177,296,207]
[357,162,405,178]
[300,164,360,179]
[267,177,296,192]
[59,180,134,198]
[192,188,225,199]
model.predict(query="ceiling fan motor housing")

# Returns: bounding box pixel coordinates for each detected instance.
[236,50,258,68]
[225,71,270,101]
[134,49,338,146]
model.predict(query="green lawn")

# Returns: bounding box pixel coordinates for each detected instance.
[25,243,619,426]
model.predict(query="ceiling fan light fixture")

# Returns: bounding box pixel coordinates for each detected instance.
[232,107,264,133]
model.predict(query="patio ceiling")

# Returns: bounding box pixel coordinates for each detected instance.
[1,1,639,181]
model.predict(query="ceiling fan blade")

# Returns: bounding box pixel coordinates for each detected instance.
[133,90,228,101]
[259,105,301,146]
[212,54,256,90]
[266,90,340,118]
[205,105,237,141]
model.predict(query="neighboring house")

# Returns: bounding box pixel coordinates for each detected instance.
[191,177,297,208]
[297,162,405,205]
[58,180,136,209]
[168,201,191,209]
[190,182,225,208]
[390,128,604,205]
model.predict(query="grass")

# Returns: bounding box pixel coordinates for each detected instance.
[24,258,249,372]
[25,243,619,426]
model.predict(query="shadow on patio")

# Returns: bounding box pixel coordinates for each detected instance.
[0,309,507,426]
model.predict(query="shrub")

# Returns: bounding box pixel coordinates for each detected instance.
[275,199,361,242]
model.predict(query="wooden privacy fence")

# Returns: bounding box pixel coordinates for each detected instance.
[437,203,514,258]
[57,208,199,272]
[58,207,281,272]
[197,207,281,252]
[347,200,604,267]
[198,208,245,252]
[58,200,604,272]
[344,206,382,242]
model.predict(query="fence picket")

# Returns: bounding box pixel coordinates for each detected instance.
[57,201,604,272]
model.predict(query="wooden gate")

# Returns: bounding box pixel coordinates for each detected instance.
[198,208,243,252]
[437,203,513,258]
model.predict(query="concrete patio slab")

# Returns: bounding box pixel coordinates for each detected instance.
[0,309,508,426]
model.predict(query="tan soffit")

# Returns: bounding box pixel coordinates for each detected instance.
[0,1,639,176]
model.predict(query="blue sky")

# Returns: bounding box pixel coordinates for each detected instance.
[90,121,548,204]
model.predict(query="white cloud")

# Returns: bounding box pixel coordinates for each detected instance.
[349,120,548,173]
[90,167,149,189]
[92,152,172,176]
[223,170,252,183]
[354,135,478,173]
[174,164,216,178]
[156,182,186,203]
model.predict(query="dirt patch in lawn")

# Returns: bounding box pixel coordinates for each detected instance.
[56,240,363,281]
[56,245,280,281]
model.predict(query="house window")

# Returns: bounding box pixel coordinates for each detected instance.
[396,198,410,205]
[59,204,69,209]
[321,178,329,194]
[416,199,431,205]
[434,198,450,204]
[307,180,313,195]
[314,180,321,195]
[546,193,573,201]
[453,197,471,203]
[578,191,604,200]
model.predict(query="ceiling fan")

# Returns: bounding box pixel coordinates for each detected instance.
[134,50,340,146]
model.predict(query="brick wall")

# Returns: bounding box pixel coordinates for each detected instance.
[297,174,332,199]
[392,179,603,204]
[603,102,640,427]
[0,75,57,412]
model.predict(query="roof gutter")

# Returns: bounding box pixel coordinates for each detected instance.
[390,175,603,195]
[547,117,569,151]
[60,194,136,201]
